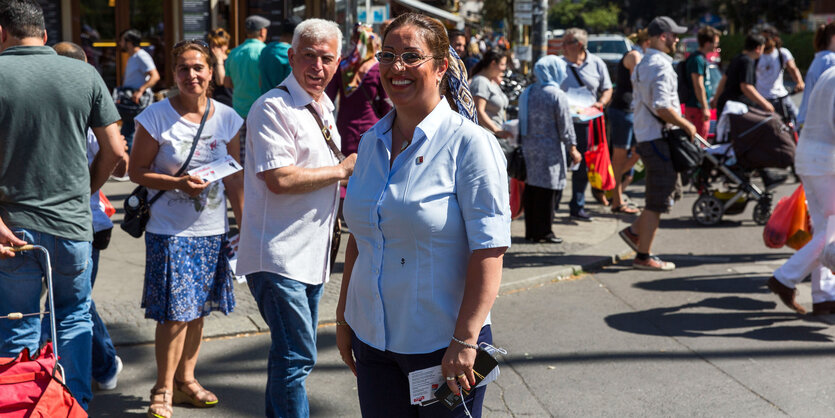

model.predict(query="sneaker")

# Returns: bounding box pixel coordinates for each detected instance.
[633,256,675,271]
[570,208,593,221]
[97,355,123,391]
[618,227,640,252]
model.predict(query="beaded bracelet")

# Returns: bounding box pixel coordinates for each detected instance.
[451,336,479,350]
[335,321,349,326]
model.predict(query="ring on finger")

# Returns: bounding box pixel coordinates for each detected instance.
[457,373,466,379]
[445,376,456,381]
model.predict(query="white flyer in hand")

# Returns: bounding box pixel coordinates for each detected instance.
[408,365,443,406]
[188,155,242,183]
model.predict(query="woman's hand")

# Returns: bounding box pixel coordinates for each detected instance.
[708,95,718,109]
[496,130,514,140]
[441,342,478,395]
[178,175,209,197]
[336,324,357,376]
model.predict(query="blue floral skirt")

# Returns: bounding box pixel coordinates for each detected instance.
[142,232,235,323]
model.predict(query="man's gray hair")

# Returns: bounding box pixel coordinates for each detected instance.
[291,19,342,56]
[565,28,588,47]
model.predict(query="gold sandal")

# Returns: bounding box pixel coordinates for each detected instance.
[173,379,218,408]
[147,386,173,418]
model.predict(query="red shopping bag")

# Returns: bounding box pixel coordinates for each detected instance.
[509,178,525,219]
[584,115,615,191]
[100,192,116,218]
[0,342,87,418]
[763,185,812,250]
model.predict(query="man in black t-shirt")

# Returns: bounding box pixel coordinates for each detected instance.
[712,33,774,116]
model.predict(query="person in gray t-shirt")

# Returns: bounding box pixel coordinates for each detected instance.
[118,29,160,151]
[469,50,512,140]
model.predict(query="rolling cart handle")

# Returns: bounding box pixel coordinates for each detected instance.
[0,244,60,362]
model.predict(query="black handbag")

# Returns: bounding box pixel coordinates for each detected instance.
[507,144,526,182]
[643,104,703,173]
[113,86,153,117]
[120,100,212,238]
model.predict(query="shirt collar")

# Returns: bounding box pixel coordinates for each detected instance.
[372,99,451,148]
[645,48,673,63]
[280,73,335,112]
[0,45,55,57]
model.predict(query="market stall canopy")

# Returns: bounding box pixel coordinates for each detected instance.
[390,0,465,29]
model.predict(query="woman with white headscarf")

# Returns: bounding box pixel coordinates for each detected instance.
[518,55,582,243]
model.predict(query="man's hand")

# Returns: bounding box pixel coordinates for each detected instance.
[569,145,582,165]
[794,82,805,93]
[131,89,144,104]
[339,154,358,180]
[702,108,711,122]
[761,101,776,114]
[0,219,26,259]
[682,120,698,141]
[708,96,718,109]
[592,101,605,111]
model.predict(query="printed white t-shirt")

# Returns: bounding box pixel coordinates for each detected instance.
[755,47,793,99]
[135,98,243,237]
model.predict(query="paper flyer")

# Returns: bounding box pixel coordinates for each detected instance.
[188,155,242,183]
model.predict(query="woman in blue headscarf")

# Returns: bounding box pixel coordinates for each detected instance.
[518,55,582,243]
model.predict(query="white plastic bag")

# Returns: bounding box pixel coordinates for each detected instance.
[820,215,835,272]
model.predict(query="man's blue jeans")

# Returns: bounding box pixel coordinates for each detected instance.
[248,272,323,418]
[0,228,93,409]
[569,122,590,214]
[90,248,118,383]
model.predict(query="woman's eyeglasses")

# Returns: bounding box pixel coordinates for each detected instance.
[375,51,439,67]
[174,39,209,49]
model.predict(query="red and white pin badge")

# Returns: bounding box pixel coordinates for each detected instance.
[416,156,424,164]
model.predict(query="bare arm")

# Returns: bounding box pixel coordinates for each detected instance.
[442,247,507,393]
[656,107,697,139]
[786,59,805,92]
[595,88,613,109]
[132,69,160,103]
[90,123,126,193]
[128,124,209,197]
[623,50,642,73]
[224,75,234,89]
[691,73,710,119]
[741,83,775,113]
[261,153,357,195]
[212,48,227,86]
[222,134,244,228]
[709,74,727,108]
[336,234,359,375]
[474,96,502,133]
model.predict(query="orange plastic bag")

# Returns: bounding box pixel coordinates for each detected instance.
[763,185,812,249]
[509,178,525,220]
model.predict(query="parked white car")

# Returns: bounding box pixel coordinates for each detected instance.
[586,34,634,85]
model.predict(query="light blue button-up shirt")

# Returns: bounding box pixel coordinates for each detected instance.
[343,99,511,354]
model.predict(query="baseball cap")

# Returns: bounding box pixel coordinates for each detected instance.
[245,15,271,32]
[647,16,687,37]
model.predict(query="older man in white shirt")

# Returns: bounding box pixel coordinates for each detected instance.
[237,18,356,418]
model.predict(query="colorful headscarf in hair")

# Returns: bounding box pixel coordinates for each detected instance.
[519,55,568,136]
[340,24,379,97]
[446,46,478,123]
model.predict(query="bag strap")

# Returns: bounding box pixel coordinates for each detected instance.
[277,85,346,162]
[569,65,594,96]
[147,99,212,206]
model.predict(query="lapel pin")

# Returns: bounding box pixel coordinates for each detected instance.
[416,156,424,164]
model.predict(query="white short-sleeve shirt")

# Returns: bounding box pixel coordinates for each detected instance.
[795,66,835,176]
[756,47,793,99]
[135,98,243,237]
[236,73,342,285]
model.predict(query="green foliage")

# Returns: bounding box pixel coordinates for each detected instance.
[483,0,512,26]
[718,31,814,74]
[548,0,620,32]
[714,0,810,33]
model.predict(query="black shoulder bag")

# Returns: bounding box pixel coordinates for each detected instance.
[278,86,346,268]
[643,103,703,174]
[120,100,212,238]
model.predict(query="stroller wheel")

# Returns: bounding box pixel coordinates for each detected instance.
[753,201,772,225]
[692,195,724,225]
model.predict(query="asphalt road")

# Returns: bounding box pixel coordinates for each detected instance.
[86,180,835,417]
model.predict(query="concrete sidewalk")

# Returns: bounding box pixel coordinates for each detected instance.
[94,179,636,346]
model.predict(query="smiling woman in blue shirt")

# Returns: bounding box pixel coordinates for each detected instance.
[335,12,511,417]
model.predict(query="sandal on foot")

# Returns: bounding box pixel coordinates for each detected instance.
[147,387,173,418]
[173,379,218,408]
[612,204,639,214]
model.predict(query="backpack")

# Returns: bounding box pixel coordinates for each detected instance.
[676,52,701,104]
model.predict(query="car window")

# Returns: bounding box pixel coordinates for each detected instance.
[587,40,628,55]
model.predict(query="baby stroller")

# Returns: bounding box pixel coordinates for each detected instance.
[690,107,796,226]
[0,245,87,417]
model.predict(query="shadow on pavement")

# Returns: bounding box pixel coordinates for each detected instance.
[604,296,832,342]
[631,273,769,294]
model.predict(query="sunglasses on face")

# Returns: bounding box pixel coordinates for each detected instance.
[174,39,209,49]
[375,51,438,66]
